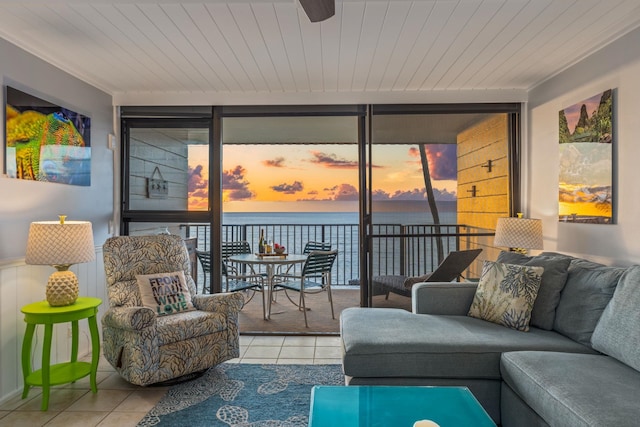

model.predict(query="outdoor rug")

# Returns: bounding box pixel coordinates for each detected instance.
[137,363,344,426]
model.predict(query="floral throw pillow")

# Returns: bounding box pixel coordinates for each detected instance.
[136,271,196,316]
[468,261,544,331]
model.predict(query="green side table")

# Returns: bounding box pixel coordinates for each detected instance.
[21,297,102,411]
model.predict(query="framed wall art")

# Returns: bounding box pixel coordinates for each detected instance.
[4,86,91,186]
[558,89,613,224]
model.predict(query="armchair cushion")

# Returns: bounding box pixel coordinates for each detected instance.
[102,306,156,331]
[136,270,196,316]
[468,261,543,332]
[193,292,244,314]
[156,310,227,346]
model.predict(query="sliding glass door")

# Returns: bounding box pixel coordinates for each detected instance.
[361,104,521,308]
[220,106,365,297]
[120,108,215,293]
[119,103,521,314]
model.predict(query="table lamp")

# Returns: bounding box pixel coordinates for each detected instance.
[493,214,543,255]
[25,216,95,306]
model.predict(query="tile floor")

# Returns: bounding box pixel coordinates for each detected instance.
[0,335,342,427]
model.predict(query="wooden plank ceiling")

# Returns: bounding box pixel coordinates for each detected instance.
[0,0,639,98]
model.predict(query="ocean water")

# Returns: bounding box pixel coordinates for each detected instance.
[223,201,457,226]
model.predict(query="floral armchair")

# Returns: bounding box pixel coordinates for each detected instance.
[102,234,244,386]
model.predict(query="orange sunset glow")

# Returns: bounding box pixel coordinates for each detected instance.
[188,144,457,212]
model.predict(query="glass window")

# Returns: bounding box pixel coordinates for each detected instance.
[367,107,518,307]
[127,127,209,211]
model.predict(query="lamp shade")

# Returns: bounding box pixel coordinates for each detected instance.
[25,219,95,306]
[26,220,95,266]
[494,217,543,250]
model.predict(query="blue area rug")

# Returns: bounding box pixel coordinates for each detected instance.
[137,363,344,426]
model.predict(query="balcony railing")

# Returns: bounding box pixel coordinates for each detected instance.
[184,223,494,287]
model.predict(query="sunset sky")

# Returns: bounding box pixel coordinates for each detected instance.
[188,143,457,212]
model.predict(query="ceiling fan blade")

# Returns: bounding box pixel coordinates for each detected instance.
[299,0,335,22]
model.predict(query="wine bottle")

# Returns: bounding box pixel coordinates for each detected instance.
[258,229,265,254]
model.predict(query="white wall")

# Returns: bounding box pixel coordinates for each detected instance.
[0,38,113,403]
[0,254,108,404]
[1,38,115,260]
[526,26,640,265]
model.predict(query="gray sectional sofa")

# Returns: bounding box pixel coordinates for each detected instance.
[340,252,640,426]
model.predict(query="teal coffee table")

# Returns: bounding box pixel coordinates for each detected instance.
[309,386,495,427]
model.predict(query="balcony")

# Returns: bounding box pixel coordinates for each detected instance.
[184,222,495,291]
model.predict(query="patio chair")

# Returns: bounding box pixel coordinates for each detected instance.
[195,249,212,294]
[373,248,483,299]
[198,244,267,319]
[102,234,243,386]
[222,240,253,258]
[278,241,332,277]
[270,250,338,327]
[221,240,267,281]
[303,241,332,253]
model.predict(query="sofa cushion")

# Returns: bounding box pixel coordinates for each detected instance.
[542,252,626,347]
[468,261,543,331]
[497,251,570,330]
[501,351,640,427]
[592,265,640,371]
[136,271,196,316]
[340,307,594,381]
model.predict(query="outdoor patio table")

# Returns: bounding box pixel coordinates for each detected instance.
[228,253,307,319]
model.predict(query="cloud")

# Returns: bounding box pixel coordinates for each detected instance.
[188,164,209,209]
[372,187,457,202]
[321,183,456,202]
[372,189,390,200]
[297,196,332,201]
[329,183,359,201]
[263,157,286,168]
[431,188,457,201]
[390,188,427,200]
[222,165,254,201]
[222,165,247,189]
[188,164,208,192]
[191,188,208,198]
[424,144,457,180]
[296,189,323,201]
[407,145,457,181]
[227,188,254,200]
[309,151,358,169]
[271,181,304,194]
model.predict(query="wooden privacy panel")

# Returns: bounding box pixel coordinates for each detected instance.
[457,114,510,277]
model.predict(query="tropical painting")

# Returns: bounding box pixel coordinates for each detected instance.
[5,86,91,186]
[558,89,613,223]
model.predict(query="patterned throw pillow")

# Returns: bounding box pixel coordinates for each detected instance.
[468,261,544,331]
[496,251,570,330]
[136,271,196,316]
